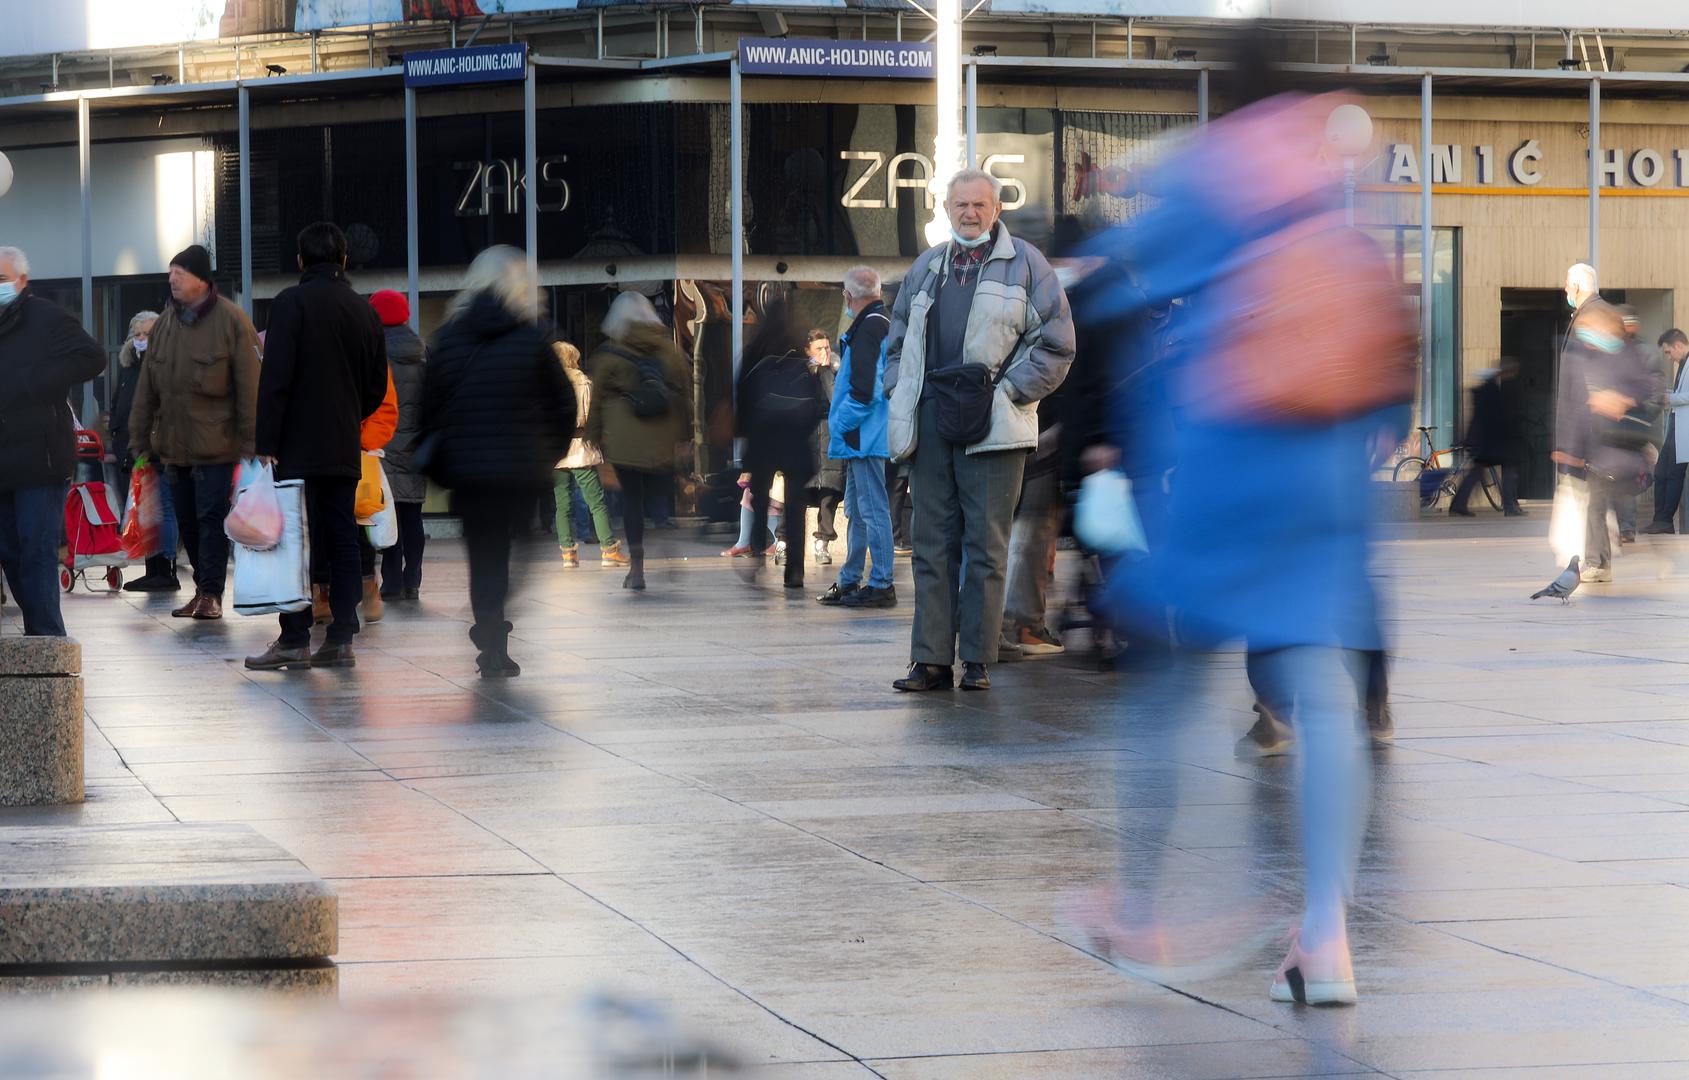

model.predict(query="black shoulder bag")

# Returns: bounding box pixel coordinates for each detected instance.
[924,264,1010,445]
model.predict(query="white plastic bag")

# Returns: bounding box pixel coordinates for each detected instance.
[364,465,398,551]
[1550,473,1588,566]
[231,477,311,615]
[1074,469,1148,556]
[225,459,284,550]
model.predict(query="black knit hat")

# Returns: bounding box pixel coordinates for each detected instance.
[169,245,213,286]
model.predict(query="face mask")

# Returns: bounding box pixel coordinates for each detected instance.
[1566,292,1579,310]
[133,339,148,354]
[1574,327,1622,354]
[951,229,992,250]
[0,282,15,307]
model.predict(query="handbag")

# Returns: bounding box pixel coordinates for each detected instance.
[927,363,1009,445]
[231,476,312,615]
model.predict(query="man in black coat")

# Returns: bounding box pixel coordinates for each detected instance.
[0,246,106,635]
[245,223,389,670]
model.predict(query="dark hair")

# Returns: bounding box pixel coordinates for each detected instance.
[1660,328,1688,348]
[805,329,829,345]
[297,221,348,266]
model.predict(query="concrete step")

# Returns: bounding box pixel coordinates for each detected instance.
[0,823,335,988]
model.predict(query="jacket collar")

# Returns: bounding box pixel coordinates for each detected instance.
[300,262,349,286]
[846,299,887,335]
[0,286,29,336]
[173,285,219,325]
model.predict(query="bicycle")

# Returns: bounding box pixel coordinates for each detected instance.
[1392,426,1501,512]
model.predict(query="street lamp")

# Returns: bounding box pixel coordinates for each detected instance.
[1324,103,1373,226]
[924,0,962,248]
[0,151,12,199]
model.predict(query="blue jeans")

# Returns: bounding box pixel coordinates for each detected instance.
[0,483,69,635]
[840,456,893,589]
[169,463,235,597]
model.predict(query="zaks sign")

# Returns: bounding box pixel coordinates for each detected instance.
[403,44,527,88]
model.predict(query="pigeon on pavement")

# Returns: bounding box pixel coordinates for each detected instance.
[1531,557,1581,603]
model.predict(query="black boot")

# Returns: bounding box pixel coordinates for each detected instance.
[623,548,646,591]
[470,621,519,677]
[123,555,181,592]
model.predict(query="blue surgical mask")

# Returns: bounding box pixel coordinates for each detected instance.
[1575,327,1622,354]
[133,338,148,354]
[951,229,992,250]
[0,282,15,307]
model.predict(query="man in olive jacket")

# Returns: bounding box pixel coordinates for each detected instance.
[0,246,105,635]
[245,222,388,671]
[128,244,261,620]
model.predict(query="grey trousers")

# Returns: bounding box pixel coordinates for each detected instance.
[1003,466,1063,633]
[1586,471,1618,570]
[909,397,1027,666]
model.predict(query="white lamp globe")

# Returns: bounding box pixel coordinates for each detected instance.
[1325,104,1373,159]
[0,152,12,198]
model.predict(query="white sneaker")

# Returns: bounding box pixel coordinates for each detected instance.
[1580,564,1612,583]
[812,539,832,565]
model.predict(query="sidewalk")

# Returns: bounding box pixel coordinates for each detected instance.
[9,523,1689,1077]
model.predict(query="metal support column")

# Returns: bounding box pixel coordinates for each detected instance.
[405,86,419,332]
[239,86,252,315]
[964,61,977,166]
[1419,73,1434,434]
[524,63,538,285]
[77,97,92,333]
[1197,68,1209,124]
[730,57,745,430]
[1589,77,1601,269]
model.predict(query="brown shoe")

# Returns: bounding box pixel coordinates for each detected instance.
[310,641,356,668]
[244,641,312,671]
[361,576,383,623]
[192,595,222,620]
[311,584,330,624]
[171,595,204,618]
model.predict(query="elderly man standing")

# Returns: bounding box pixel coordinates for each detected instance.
[0,247,104,635]
[129,245,261,620]
[884,170,1074,692]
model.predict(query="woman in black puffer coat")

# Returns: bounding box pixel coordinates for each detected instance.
[420,246,574,677]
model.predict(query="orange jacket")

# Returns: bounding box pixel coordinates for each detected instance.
[360,367,399,451]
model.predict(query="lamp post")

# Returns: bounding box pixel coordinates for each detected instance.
[924,0,962,248]
[1324,104,1373,226]
[0,151,12,198]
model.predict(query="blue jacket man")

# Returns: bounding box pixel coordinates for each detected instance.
[817,267,896,609]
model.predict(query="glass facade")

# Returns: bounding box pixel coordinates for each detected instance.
[1364,225,1460,450]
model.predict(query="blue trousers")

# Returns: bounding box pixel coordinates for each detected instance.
[839,456,894,590]
[0,483,69,636]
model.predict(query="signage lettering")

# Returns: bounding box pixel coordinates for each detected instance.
[403,44,527,88]
[838,150,1031,212]
[740,37,936,79]
[454,155,569,217]
[1390,138,1689,189]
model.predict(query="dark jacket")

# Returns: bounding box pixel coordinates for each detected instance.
[0,291,105,491]
[130,292,261,466]
[109,341,144,467]
[584,322,691,472]
[381,323,428,503]
[806,363,846,492]
[1556,332,1663,482]
[256,263,389,481]
[1464,374,1522,467]
[421,291,574,492]
[735,349,830,483]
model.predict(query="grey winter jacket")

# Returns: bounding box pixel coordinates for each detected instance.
[884,222,1075,461]
[382,323,429,503]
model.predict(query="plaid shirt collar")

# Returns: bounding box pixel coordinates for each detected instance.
[947,232,993,286]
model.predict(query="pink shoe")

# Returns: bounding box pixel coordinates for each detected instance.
[721,545,752,557]
[1058,886,1269,984]
[1269,928,1357,1006]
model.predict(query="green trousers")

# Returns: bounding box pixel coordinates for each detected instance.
[553,467,617,549]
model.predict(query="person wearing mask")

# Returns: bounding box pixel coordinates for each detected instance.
[110,310,182,592]
[584,291,690,592]
[804,328,846,568]
[128,244,261,620]
[369,290,429,599]
[0,245,105,635]
[883,170,1075,692]
[1554,264,1614,578]
[418,246,573,674]
[245,223,389,671]
[552,339,628,570]
[1644,328,1689,534]
[736,303,830,591]
[817,267,896,610]
[1449,359,1526,518]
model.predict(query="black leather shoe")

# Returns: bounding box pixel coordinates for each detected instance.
[244,642,312,671]
[1448,507,1476,518]
[1642,520,1673,534]
[893,663,953,692]
[840,585,897,609]
[960,662,991,691]
[403,587,420,599]
[817,583,858,605]
[310,642,356,668]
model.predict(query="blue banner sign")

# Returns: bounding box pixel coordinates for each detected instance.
[739,38,936,79]
[403,44,528,88]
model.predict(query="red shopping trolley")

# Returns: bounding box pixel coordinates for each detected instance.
[62,430,131,593]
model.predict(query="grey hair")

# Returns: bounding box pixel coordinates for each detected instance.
[946,169,1002,203]
[126,310,159,341]
[447,245,539,324]
[0,246,28,278]
[843,266,881,301]
[602,291,660,342]
[1567,262,1598,294]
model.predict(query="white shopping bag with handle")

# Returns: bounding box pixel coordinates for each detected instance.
[231,475,311,615]
[1549,473,1588,567]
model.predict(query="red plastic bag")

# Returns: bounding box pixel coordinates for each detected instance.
[225,460,284,551]
[120,464,162,559]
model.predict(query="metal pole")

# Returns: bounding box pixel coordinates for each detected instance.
[178,45,185,84]
[77,97,92,334]
[405,86,419,332]
[524,62,538,285]
[730,57,745,430]
[1589,76,1600,269]
[1197,68,1208,124]
[1420,73,1434,435]
[311,31,319,73]
[596,11,604,59]
[964,61,977,167]
[239,85,252,316]
[1126,18,1133,59]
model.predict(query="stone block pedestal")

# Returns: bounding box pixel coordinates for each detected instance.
[0,637,83,806]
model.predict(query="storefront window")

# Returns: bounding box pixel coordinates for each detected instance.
[1364,226,1460,449]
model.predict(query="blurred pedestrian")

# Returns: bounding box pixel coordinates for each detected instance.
[129,243,262,621]
[419,246,573,674]
[1449,359,1525,517]
[0,245,105,635]
[552,340,628,570]
[585,291,690,591]
[245,222,389,671]
[887,463,913,555]
[736,303,829,590]
[111,309,183,592]
[817,267,896,610]
[370,290,429,600]
[804,328,845,567]
[1645,328,1689,533]
[884,169,1074,692]
[720,471,782,558]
